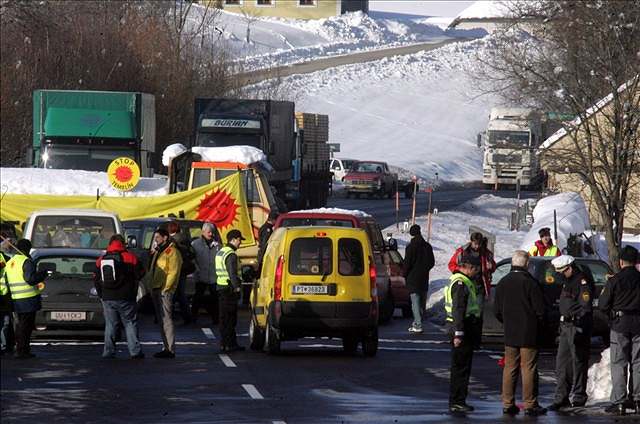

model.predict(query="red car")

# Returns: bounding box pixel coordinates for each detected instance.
[274,209,409,323]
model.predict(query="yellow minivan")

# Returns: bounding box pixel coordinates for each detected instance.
[249,226,379,356]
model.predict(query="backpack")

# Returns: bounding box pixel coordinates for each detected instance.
[100,252,127,289]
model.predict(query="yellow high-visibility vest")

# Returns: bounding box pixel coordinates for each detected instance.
[5,254,42,300]
[444,272,480,322]
[215,246,240,286]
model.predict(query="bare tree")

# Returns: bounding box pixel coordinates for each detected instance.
[476,1,640,269]
[240,7,261,44]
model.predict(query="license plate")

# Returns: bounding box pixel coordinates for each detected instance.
[51,311,87,321]
[292,285,328,295]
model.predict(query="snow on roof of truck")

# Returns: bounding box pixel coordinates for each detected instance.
[162,143,268,167]
[288,208,372,218]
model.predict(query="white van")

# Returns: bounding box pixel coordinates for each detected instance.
[330,158,356,182]
[23,209,124,250]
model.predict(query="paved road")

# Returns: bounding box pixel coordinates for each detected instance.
[327,188,539,229]
[238,38,468,86]
[0,312,620,423]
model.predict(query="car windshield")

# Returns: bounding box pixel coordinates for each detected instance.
[35,256,96,279]
[280,218,355,228]
[487,131,530,147]
[353,162,383,173]
[289,237,332,275]
[32,216,117,249]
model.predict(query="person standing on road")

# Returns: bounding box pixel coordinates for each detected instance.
[167,222,194,325]
[257,210,278,277]
[95,235,146,359]
[529,227,561,257]
[191,222,221,326]
[4,239,48,359]
[403,224,435,334]
[494,250,547,416]
[216,229,245,353]
[149,228,182,359]
[0,245,14,356]
[598,245,640,416]
[445,254,482,413]
[547,254,595,411]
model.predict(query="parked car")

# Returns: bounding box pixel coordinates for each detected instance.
[343,161,397,199]
[32,248,104,332]
[23,208,124,250]
[330,158,356,182]
[483,256,612,345]
[274,209,399,323]
[249,226,379,356]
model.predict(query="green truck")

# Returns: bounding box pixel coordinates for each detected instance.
[29,90,156,177]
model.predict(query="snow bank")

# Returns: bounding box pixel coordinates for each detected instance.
[587,348,611,404]
[383,194,527,323]
[455,1,514,20]
[519,192,591,253]
[0,168,168,197]
[161,144,268,167]
[288,207,371,218]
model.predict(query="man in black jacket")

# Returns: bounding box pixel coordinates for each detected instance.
[599,245,640,416]
[95,235,145,359]
[257,210,278,277]
[403,224,435,333]
[494,250,547,416]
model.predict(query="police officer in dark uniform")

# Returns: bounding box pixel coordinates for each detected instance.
[215,230,245,353]
[444,254,482,413]
[548,255,595,410]
[599,245,640,416]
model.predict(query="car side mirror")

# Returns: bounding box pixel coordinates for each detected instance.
[127,235,137,249]
[476,133,482,148]
[387,237,398,251]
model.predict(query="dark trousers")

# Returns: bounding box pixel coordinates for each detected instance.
[173,274,192,323]
[0,311,13,353]
[218,290,239,349]
[554,323,590,404]
[449,337,475,405]
[15,312,36,355]
[192,282,218,324]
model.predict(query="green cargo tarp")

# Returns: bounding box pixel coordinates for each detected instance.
[44,107,136,139]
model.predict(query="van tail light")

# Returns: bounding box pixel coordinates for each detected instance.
[369,258,377,300]
[274,255,284,301]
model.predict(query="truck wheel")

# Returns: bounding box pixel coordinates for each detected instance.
[362,328,378,357]
[249,316,265,351]
[342,335,358,354]
[265,323,281,355]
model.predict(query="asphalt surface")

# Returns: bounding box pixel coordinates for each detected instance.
[0,310,625,424]
[238,39,468,86]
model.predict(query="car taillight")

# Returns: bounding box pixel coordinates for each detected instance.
[369,259,377,300]
[274,255,284,301]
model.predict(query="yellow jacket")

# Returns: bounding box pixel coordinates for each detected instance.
[150,242,183,293]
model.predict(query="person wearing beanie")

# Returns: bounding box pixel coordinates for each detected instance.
[599,245,640,415]
[3,239,49,358]
[529,227,561,257]
[547,254,595,411]
[403,224,434,333]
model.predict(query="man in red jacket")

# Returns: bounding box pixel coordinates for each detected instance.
[95,235,145,359]
[448,232,496,297]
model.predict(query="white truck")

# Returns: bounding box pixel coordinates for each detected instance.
[478,108,544,189]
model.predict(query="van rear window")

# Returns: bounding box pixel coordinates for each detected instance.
[280,218,354,228]
[32,216,117,249]
[289,238,332,275]
[338,238,364,276]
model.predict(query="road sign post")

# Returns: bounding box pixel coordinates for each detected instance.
[426,186,433,242]
[410,176,417,225]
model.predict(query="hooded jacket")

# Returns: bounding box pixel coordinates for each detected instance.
[403,234,435,293]
[95,239,145,301]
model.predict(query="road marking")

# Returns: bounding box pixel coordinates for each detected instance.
[242,384,264,400]
[273,421,287,424]
[379,338,448,345]
[202,328,216,340]
[298,344,504,354]
[31,341,208,346]
[46,381,83,385]
[488,355,502,360]
[219,354,237,368]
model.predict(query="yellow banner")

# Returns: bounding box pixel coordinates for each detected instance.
[0,173,255,246]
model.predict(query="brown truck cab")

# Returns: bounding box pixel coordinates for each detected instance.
[343,161,398,199]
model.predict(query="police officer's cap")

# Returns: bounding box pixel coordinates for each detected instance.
[538,227,551,237]
[227,229,246,242]
[620,245,638,263]
[460,254,481,267]
[552,254,574,272]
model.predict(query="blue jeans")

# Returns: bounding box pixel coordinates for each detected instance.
[0,312,12,352]
[410,293,423,330]
[102,300,142,357]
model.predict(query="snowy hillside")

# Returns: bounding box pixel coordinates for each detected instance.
[258,36,498,181]
[190,6,484,71]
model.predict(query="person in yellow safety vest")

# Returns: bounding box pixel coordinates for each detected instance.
[4,239,48,359]
[215,229,245,353]
[444,254,482,414]
[0,248,14,356]
[529,227,561,257]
